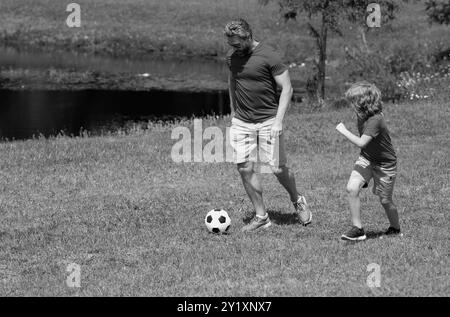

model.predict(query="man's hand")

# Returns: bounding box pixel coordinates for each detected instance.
[271,121,283,139]
[336,122,347,134]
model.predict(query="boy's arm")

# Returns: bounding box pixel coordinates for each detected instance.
[336,123,372,148]
[228,72,236,118]
[271,70,293,138]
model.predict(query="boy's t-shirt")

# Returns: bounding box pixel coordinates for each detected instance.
[226,42,288,123]
[358,113,397,168]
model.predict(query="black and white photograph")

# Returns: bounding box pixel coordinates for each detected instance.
[0,0,449,300]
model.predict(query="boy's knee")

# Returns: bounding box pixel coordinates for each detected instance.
[271,165,286,176]
[346,183,361,197]
[237,162,253,175]
[380,196,394,206]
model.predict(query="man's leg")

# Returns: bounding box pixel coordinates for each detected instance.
[258,124,311,224]
[237,161,266,217]
[271,165,299,202]
[258,128,298,200]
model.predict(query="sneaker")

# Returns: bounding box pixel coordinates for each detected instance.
[293,195,312,226]
[241,214,271,232]
[384,226,402,236]
[341,226,367,241]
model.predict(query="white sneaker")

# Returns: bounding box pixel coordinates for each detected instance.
[293,195,312,226]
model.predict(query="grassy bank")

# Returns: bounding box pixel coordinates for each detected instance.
[0,97,449,296]
[1,0,449,100]
[1,0,448,62]
[0,68,229,92]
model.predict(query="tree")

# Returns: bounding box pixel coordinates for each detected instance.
[260,0,405,103]
[425,0,450,25]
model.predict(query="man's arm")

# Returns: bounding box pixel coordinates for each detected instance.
[336,123,373,148]
[228,72,236,117]
[271,70,293,138]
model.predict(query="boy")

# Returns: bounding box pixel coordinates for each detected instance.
[336,81,401,241]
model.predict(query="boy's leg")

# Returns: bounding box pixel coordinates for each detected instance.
[381,200,400,230]
[373,166,400,230]
[346,170,367,229]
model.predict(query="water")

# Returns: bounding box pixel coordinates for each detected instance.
[0,89,229,140]
[0,47,230,140]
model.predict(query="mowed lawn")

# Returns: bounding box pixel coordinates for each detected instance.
[0,98,449,296]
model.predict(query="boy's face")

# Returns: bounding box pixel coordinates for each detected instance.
[350,101,365,120]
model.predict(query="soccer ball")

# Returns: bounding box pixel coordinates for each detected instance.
[205,209,231,234]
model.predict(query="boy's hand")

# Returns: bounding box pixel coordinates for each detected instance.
[336,122,347,134]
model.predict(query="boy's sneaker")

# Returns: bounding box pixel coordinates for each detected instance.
[241,214,271,232]
[341,226,367,241]
[293,195,312,226]
[384,226,402,236]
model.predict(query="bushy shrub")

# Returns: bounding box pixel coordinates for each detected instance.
[342,48,404,102]
[396,63,450,100]
[341,42,449,103]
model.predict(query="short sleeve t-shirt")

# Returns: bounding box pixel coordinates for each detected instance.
[226,42,288,123]
[358,113,397,168]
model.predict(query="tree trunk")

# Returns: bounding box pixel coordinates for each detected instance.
[317,12,328,102]
[359,26,370,53]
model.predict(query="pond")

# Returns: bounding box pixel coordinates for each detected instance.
[0,47,230,140]
[0,89,229,140]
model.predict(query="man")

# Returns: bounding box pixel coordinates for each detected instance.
[224,18,312,232]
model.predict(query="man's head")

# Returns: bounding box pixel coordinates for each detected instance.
[224,19,253,55]
[345,81,383,120]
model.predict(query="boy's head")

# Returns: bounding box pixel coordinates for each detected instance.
[345,81,382,120]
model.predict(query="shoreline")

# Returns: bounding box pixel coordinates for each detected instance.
[0,63,307,98]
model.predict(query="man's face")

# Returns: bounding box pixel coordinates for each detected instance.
[227,36,252,55]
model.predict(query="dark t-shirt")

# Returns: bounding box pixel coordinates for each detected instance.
[358,113,397,168]
[226,42,288,123]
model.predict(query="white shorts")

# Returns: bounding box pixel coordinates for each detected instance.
[229,117,287,167]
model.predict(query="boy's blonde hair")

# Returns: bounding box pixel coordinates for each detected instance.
[345,81,382,120]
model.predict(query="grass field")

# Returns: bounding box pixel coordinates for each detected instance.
[0,96,448,296]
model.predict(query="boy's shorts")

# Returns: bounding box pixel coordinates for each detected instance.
[353,156,397,200]
[229,117,287,168]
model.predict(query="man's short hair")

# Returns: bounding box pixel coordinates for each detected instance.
[345,81,383,119]
[224,18,252,39]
